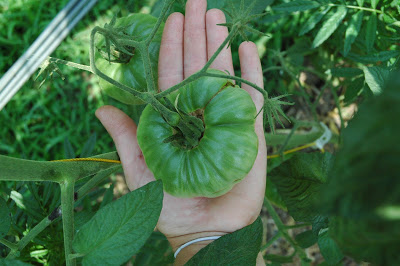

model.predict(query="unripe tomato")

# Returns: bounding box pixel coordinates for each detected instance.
[95,14,163,104]
[137,70,258,197]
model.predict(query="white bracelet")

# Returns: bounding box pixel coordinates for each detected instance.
[174,236,221,258]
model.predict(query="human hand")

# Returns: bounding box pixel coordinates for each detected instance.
[95,0,266,264]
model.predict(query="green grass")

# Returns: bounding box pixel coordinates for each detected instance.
[0,0,149,160]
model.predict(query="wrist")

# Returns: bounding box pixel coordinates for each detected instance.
[167,231,228,265]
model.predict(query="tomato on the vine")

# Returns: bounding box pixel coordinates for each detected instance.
[95,14,163,104]
[137,71,258,198]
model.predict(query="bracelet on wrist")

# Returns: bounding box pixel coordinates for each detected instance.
[174,236,221,258]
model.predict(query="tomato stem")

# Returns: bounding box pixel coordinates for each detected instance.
[89,27,148,101]
[4,165,121,260]
[155,72,201,98]
[6,216,52,259]
[138,43,157,93]
[202,28,238,72]
[145,0,176,46]
[0,239,18,251]
[264,197,308,260]
[60,180,76,266]
[48,57,93,73]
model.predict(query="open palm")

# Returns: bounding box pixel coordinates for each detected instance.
[96,0,266,261]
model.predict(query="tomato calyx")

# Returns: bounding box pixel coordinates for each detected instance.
[161,97,205,150]
[160,80,235,150]
[97,45,135,64]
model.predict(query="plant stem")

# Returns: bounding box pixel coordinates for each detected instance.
[277,124,299,155]
[327,4,382,14]
[261,232,282,251]
[156,26,238,98]
[76,166,121,200]
[6,217,52,259]
[263,66,284,73]
[0,238,18,251]
[202,27,238,71]
[4,167,121,260]
[145,0,175,46]
[139,44,157,93]
[60,180,76,266]
[89,27,148,102]
[276,52,317,121]
[202,72,268,97]
[48,57,92,73]
[285,223,311,229]
[155,72,201,98]
[264,197,308,260]
[68,253,85,259]
[330,86,344,141]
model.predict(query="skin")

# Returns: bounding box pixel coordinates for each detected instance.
[96,0,267,264]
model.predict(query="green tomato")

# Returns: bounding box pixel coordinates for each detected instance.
[137,71,259,198]
[95,14,163,105]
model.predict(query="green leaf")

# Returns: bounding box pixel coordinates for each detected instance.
[356,0,364,6]
[208,0,272,14]
[312,215,329,235]
[371,0,379,9]
[186,217,263,266]
[318,230,344,265]
[346,50,400,63]
[72,181,163,266]
[363,66,390,95]
[80,133,97,158]
[0,197,11,238]
[344,77,365,104]
[64,138,76,159]
[273,0,320,12]
[312,7,348,48]
[326,67,363,78]
[269,153,334,222]
[295,230,318,248]
[343,11,363,56]
[390,21,400,28]
[265,254,294,263]
[299,7,330,36]
[319,75,400,264]
[133,231,174,266]
[74,210,95,233]
[0,259,32,266]
[99,183,114,209]
[265,178,287,210]
[0,152,120,182]
[365,13,377,53]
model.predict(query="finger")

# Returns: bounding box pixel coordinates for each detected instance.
[206,9,234,76]
[239,41,264,147]
[158,12,184,91]
[95,106,155,190]
[184,0,208,78]
[214,42,266,210]
[239,42,264,114]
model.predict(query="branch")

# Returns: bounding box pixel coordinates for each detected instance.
[89,27,149,102]
[48,57,93,73]
[264,197,308,260]
[6,217,52,259]
[60,180,76,266]
[145,0,176,46]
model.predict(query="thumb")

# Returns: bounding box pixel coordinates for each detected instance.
[95,105,155,190]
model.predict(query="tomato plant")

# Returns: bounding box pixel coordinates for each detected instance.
[95,13,163,104]
[1,0,400,265]
[137,70,258,197]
